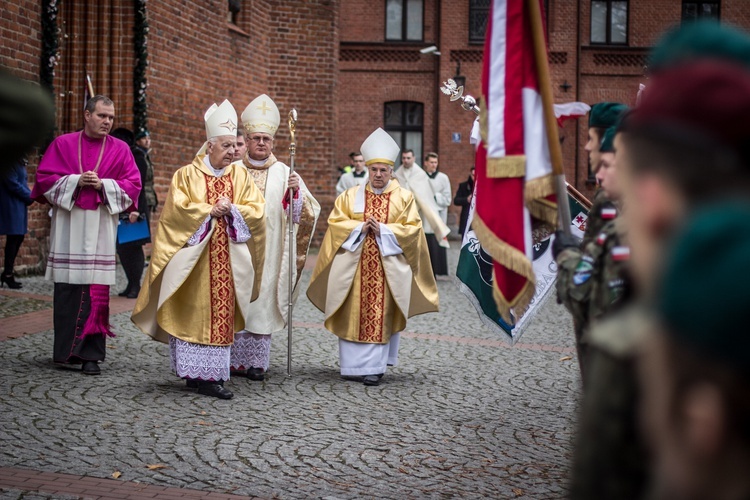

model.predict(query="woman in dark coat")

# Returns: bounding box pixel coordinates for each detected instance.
[0,160,33,288]
[111,128,151,298]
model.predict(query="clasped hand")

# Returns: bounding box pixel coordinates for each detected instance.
[78,171,102,190]
[210,197,232,218]
[288,172,300,192]
[361,217,381,237]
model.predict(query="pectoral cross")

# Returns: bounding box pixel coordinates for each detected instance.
[257,101,272,115]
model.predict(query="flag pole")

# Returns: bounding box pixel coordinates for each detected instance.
[286,109,298,377]
[527,0,572,236]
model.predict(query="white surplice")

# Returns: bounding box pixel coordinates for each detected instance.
[44,175,133,285]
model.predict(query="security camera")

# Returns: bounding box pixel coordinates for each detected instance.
[420,45,440,55]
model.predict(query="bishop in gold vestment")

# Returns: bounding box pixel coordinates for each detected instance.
[131,100,265,399]
[307,128,438,386]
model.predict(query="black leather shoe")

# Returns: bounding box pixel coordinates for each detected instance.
[363,375,381,386]
[186,378,199,388]
[82,361,101,375]
[118,289,130,297]
[197,382,233,399]
[247,367,265,381]
[126,289,139,299]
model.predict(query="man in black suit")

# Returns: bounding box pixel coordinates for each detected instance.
[453,166,474,240]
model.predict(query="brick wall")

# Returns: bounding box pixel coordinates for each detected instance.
[266,0,339,242]
[3,0,750,272]
[0,0,338,272]
[1,1,45,274]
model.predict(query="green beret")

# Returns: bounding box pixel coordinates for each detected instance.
[589,102,628,129]
[650,20,750,72]
[599,126,617,153]
[657,202,750,374]
[135,129,150,141]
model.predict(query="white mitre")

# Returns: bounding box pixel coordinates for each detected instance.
[241,94,281,137]
[205,99,238,140]
[360,128,400,167]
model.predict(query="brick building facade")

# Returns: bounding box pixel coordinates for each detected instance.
[1,0,750,272]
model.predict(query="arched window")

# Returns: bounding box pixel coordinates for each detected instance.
[384,101,423,164]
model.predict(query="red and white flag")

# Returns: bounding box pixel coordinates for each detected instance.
[554,101,591,127]
[472,0,557,323]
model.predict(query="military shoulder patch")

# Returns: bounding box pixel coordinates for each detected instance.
[611,246,630,261]
[573,259,594,285]
[601,207,617,219]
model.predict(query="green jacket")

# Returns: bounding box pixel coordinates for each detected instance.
[568,305,652,500]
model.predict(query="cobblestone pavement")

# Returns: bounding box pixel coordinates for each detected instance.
[0,249,581,499]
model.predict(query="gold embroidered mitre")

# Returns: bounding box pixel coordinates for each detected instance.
[360,127,400,167]
[241,94,281,138]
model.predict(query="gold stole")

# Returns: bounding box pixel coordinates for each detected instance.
[359,190,392,343]
[206,174,235,345]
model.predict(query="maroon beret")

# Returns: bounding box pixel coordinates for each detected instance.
[623,60,750,162]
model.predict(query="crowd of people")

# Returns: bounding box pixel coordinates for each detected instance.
[3,18,750,499]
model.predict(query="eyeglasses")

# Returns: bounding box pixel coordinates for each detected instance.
[249,135,273,144]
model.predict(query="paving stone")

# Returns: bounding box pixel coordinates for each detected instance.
[0,249,581,498]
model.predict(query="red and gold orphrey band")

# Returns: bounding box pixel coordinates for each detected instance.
[358,190,390,343]
[206,174,236,345]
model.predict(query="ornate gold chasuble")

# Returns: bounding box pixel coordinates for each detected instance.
[131,156,266,347]
[307,180,439,345]
[205,174,235,345]
[359,190,393,343]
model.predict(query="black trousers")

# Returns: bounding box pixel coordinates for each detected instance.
[425,233,448,276]
[116,242,145,294]
[116,210,149,294]
[53,283,106,364]
[3,234,24,275]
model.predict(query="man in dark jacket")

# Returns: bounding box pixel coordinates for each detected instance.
[453,166,474,240]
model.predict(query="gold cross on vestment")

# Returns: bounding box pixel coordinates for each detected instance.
[257,101,272,115]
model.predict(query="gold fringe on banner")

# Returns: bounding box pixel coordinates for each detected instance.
[487,155,526,178]
[472,215,537,323]
[493,271,535,324]
[525,174,556,202]
[525,174,558,227]
[528,199,558,229]
[479,96,488,144]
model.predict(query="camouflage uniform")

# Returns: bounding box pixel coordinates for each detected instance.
[581,189,618,248]
[568,305,651,500]
[556,216,630,376]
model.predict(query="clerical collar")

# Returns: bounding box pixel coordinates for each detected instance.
[203,156,226,177]
[427,171,438,179]
[353,170,366,178]
[247,157,267,167]
[371,180,391,194]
